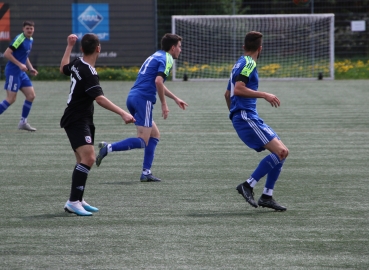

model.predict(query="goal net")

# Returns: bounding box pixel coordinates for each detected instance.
[171,14,334,80]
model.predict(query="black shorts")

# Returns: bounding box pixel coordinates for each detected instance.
[64,122,95,151]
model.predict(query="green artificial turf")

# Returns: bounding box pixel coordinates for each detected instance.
[0,80,368,269]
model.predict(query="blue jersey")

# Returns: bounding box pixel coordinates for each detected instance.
[128,50,173,104]
[5,33,33,75]
[227,55,259,119]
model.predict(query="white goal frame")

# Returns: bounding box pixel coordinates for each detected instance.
[172,14,335,81]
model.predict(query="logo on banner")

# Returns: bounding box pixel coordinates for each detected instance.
[0,3,10,41]
[72,3,109,41]
[78,5,103,32]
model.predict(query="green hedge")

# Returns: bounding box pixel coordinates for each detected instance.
[29,66,140,81]
[2,60,368,81]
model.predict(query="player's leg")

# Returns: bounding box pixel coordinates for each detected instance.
[18,73,36,131]
[64,124,97,216]
[96,95,147,167]
[249,138,287,183]
[257,138,288,211]
[0,74,19,115]
[96,136,146,167]
[232,114,263,207]
[141,121,161,182]
[233,114,283,208]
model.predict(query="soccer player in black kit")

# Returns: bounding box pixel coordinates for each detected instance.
[59,34,135,216]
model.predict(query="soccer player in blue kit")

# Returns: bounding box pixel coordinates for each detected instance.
[96,33,188,182]
[0,21,38,131]
[224,31,288,211]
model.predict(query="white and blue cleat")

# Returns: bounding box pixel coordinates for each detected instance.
[64,200,94,216]
[81,200,99,212]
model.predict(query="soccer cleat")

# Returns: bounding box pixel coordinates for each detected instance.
[81,200,99,212]
[18,122,36,131]
[140,173,161,182]
[236,182,258,208]
[64,200,93,216]
[96,141,108,167]
[258,196,287,211]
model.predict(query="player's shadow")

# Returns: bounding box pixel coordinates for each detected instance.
[187,209,279,218]
[102,181,139,186]
[21,213,77,219]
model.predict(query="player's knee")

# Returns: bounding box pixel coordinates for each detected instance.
[84,156,95,167]
[7,96,16,104]
[280,148,289,160]
[26,93,36,102]
[139,137,149,146]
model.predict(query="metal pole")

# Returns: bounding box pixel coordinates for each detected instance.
[232,0,237,61]
[311,0,315,78]
[154,0,158,51]
[311,0,314,14]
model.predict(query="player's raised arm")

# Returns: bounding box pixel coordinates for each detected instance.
[60,34,78,73]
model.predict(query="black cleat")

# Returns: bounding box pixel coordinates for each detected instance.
[236,182,258,208]
[258,196,287,211]
[140,173,161,182]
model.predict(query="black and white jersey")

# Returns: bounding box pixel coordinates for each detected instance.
[60,57,104,128]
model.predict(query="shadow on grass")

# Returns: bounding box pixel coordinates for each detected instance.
[102,181,139,185]
[187,209,279,218]
[21,212,82,219]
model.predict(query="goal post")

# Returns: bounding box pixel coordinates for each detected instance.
[171,14,335,80]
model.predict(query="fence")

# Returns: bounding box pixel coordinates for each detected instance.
[0,0,368,72]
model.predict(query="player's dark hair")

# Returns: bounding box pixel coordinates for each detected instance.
[161,33,182,52]
[23,21,34,27]
[81,33,100,56]
[244,31,263,52]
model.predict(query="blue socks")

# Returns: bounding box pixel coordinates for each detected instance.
[247,153,286,196]
[0,100,33,119]
[265,160,285,190]
[251,153,281,181]
[0,100,10,115]
[143,137,159,170]
[111,137,145,151]
[21,100,33,119]
[110,137,159,172]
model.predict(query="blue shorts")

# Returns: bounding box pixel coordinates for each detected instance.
[4,72,32,92]
[232,110,279,152]
[126,95,154,127]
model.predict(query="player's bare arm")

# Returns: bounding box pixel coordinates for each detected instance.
[59,34,78,73]
[3,47,28,72]
[155,76,169,119]
[224,90,231,111]
[26,58,38,76]
[95,95,135,124]
[234,81,280,108]
[164,85,188,110]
